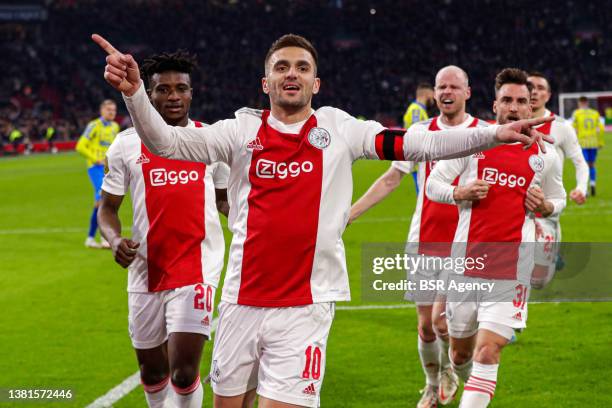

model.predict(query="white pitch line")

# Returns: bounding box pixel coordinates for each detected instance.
[86,303,412,407]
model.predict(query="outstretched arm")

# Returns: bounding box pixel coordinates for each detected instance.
[403,117,554,162]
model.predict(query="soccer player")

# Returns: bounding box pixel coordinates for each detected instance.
[98,50,230,408]
[527,72,589,288]
[571,96,605,196]
[403,83,435,193]
[350,65,483,407]
[426,68,566,408]
[76,99,120,248]
[94,33,552,408]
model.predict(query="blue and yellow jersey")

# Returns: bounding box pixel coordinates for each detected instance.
[403,101,429,129]
[76,117,120,167]
[571,108,605,149]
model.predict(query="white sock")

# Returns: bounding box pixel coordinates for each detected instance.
[418,336,440,387]
[459,362,498,408]
[450,347,472,383]
[142,376,170,408]
[438,337,451,369]
[172,375,203,408]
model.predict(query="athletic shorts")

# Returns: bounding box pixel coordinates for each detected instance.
[581,148,598,163]
[404,255,450,305]
[128,283,216,349]
[87,164,105,201]
[210,302,335,407]
[446,276,529,340]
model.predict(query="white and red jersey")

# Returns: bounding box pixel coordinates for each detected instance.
[426,140,566,283]
[535,109,589,199]
[392,114,488,257]
[124,84,502,307]
[102,120,228,293]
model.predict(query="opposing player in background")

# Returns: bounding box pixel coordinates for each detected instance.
[76,99,120,248]
[527,72,588,288]
[98,51,229,408]
[427,68,566,408]
[350,65,483,407]
[94,32,553,408]
[403,83,435,193]
[571,96,605,196]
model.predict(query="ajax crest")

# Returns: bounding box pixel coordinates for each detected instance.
[528,155,544,172]
[308,127,331,149]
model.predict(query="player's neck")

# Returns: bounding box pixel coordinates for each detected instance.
[440,111,468,127]
[165,116,189,127]
[416,97,428,106]
[532,106,547,118]
[271,104,312,125]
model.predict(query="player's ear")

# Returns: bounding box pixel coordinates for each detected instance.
[493,100,497,115]
[312,78,321,95]
[466,86,472,100]
[262,77,269,95]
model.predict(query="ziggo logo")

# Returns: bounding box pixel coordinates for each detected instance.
[482,167,526,188]
[255,159,313,179]
[149,168,201,186]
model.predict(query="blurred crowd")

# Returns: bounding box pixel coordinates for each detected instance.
[1,0,610,147]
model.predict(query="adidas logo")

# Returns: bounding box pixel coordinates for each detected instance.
[201,315,210,326]
[246,137,264,151]
[473,152,485,159]
[136,153,150,164]
[513,312,522,321]
[302,383,316,396]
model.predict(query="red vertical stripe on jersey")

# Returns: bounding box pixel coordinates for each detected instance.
[141,137,206,291]
[418,117,476,257]
[465,144,538,279]
[238,111,323,306]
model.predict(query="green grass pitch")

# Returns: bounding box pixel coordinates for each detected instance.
[1,135,611,407]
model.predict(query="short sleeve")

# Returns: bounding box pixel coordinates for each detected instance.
[101,137,128,196]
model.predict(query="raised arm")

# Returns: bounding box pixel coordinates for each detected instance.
[92,34,234,164]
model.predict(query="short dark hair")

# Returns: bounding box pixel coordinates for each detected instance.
[578,96,588,103]
[527,71,551,92]
[140,50,198,89]
[416,82,434,91]
[264,34,318,74]
[100,99,116,108]
[495,68,533,95]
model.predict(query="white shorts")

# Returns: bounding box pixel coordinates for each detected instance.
[128,283,216,349]
[534,218,559,267]
[210,302,335,407]
[404,256,450,305]
[446,277,529,340]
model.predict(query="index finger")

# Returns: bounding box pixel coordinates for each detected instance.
[523,115,554,128]
[92,33,119,55]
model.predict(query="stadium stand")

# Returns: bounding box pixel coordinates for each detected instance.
[1,0,610,149]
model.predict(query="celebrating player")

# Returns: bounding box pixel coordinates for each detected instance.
[426,68,566,408]
[350,66,485,407]
[98,50,229,408]
[93,32,553,408]
[76,99,120,249]
[571,96,605,196]
[527,72,589,288]
[402,82,435,193]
